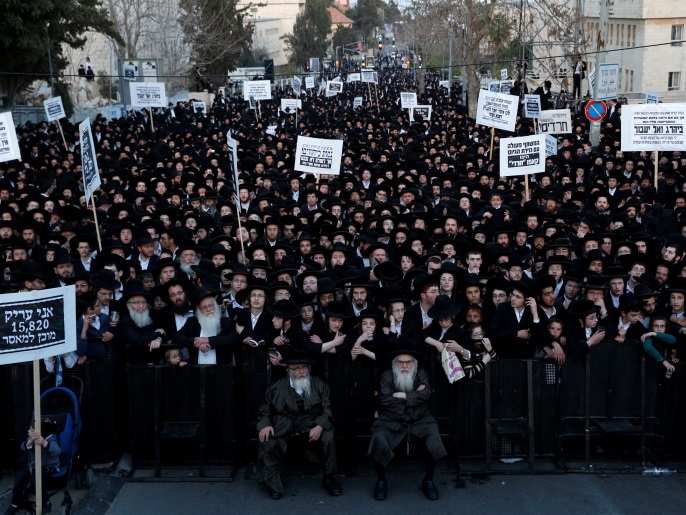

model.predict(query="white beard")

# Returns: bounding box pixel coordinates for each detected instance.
[129,308,153,328]
[196,304,222,336]
[180,259,199,276]
[292,375,311,397]
[393,364,417,392]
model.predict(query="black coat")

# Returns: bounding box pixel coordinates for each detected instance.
[116,314,165,365]
[171,316,239,364]
[488,303,542,359]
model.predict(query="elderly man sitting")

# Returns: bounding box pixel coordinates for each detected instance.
[368,349,448,501]
[256,349,341,499]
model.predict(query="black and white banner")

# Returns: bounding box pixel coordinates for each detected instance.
[226,131,239,191]
[293,75,302,96]
[621,104,686,151]
[305,76,315,89]
[326,81,343,96]
[499,135,546,177]
[0,112,21,163]
[476,90,518,132]
[129,82,167,107]
[79,118,101,204]
[0,286,76,365]
[411,105,432,121]
[361,71,378,84]
[523,95,540,118]
[44,96,66,122]
[243,80,272,100]
[353,97,363,109]
[347,73,360,83]
[294,136,343,175]
[280,99,301,112]
[400,92,417,109]
[537,109,572,134]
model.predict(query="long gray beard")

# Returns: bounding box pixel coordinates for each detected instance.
[179,259,199,276]
[393,366,417,393]
[292,376,311,397]
[196,306,222,336]
[129,308,152,328]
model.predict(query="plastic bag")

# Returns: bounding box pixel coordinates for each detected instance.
[441,347,465,383]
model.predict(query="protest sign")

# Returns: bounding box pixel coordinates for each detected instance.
[621,104,686,151]
[646,91,659,104]
[318,80,325,96]
[589,67,596,93]
[347,73,360,82]
[411,105,432,121]
[596,63,619,101]
[44,97,66,121]
[475,89,518,132]
[326,81,344,95]
[489,82,500,92]
[545,134,558,157]
[439,80,450,89]
[0,112,21,163]
[79,118,101,205]
[401,92,417,109]
[361,71,378,84]
[243,80,272,100]
[129,82,167,107]
[293,75,302,96]
[226,132,239,190]
[537,109,572,134]
[500,80,513,94]
[294,136,344,175]
[524,95,541,118]
[499,135,546,177]
[305,76,315,89]
[192,100,207,113]
[281,99,302,112]
[0,286,77,366]
[501,69,508,80]
[353,97,363,109]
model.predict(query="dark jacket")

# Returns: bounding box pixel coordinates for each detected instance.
[172,316,239,364]
[116,314,165,365]
[488,302,542,359]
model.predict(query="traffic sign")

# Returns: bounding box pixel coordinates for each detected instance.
[585,100,607,122]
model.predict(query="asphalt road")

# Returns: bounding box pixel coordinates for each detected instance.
[101,463,686,515]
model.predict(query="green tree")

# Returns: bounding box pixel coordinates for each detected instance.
[179,0,254,78]
[347,0,381,41]
[282,0,332,68]
[0,0,121,107]
[332,26,358,52]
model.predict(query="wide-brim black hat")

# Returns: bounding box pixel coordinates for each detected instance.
[89,269,122,291]
[385,347,424,362]
[427,295,462,320]
[321,301,353,319]
[188,286,218,310]
[11,262,47,282]
[268,299,301,319]
[373,261,404,284]
[121,279,153,304]
[569,299,601,318]
[280,348,315,365]
[235,279,272,305]
[358,307,385,320]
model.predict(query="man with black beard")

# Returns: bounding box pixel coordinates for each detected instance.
[368,350,448,501]
[116,280,167,364]
[154,279,193,340]
[172,287,238,364]
[256,349,341,500]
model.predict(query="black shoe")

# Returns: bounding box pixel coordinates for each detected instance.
[373,479,387,500]
[421,478,439,500]
[43,500,53,513]
[322,475,342,496]
[268,487,283,500]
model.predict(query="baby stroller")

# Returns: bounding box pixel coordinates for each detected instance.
[15,378,84,515]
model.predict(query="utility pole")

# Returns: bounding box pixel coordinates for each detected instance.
[590,0,610,147]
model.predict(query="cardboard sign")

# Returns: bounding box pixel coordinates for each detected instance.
[0,112,21,163]
[294,136,344,175]
[353,97,363,109]
[44,97,66,122]
[500,80,513,94]
[439,80,450,89]
[129,82,167,107]
[0,286,77,365]
[305,76,315,89]
[411,105,432,121]
[326,81,344,95]
[361,71,378,84]
[545,134,558,157]
[646,91,659,104]
[499,135,546,177]
[192,100,207,114]
[475,90,518,132]
[596,63,619,101]
[293,75,302,96]
[621,104,686,151]
[347,73,361,83]
[79,118,101,204]
[501,69,508,80]
[280,99,302,112]
[226,132,239,190]
[400,92,417,109]
[243,80,272,100]
[524,95,541,118]
[537,109,572,134]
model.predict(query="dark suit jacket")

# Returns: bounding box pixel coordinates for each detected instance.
[116,314,165,365]
[235,309,275,344]
[602,314,646,342]
[488,303,542,359]
[172,316,239,364]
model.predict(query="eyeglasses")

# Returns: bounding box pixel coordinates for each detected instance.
[509,293,525,300]
[396,360,414,367]
[127,300,147,306]
[471,332,485,338]
[198,303,215,312]
[289,365,308,372]
[232,278,248,284]
[274,292,290,298]
[586,314,599,321]
[250,294,266,299]
[391,308,406,314]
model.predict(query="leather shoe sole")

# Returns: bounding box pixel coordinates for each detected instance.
[269,488,283,500]
[323,476,342,496]
[421,479,439,500]
[373,479,387,500]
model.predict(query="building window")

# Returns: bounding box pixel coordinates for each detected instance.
[672,25,683,46]
[630,70,634,92]
[669,72,681,91]
[632,25,637,47]
[265,28,278,36]
[619,68,622,90]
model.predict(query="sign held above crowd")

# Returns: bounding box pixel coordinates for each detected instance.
[476,89,518,132]
[294,136,343,176]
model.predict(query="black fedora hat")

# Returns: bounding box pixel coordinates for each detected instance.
[427,295,462,320]
[618,292,642,312]
[52,247,74,265]
[121,279,152,304]
[568,299,601,318]
[280,348,315,365]
[235,278,272,305]
[385,347,424,362]
[582,274,609,290]
[358,307,385,320]
[321,301,353,319]
[89,269,122,291]
[268,299,301,319]
[511,280,536,299]
[188,287,218,310]
[373,261,404,284]
[11,262,47,282]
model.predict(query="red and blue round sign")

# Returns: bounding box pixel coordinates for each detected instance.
[585,100,607,122]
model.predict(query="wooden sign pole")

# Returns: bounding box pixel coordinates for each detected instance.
[34,360,43,515]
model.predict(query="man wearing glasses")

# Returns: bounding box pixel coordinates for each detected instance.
[488,281,541,359]
[368,349,448,501]
[256,349,341,500]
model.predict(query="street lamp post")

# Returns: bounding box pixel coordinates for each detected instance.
[45,24,55,98]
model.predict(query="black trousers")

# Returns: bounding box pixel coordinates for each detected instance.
[573,74,582,99]
[11,467,51,506]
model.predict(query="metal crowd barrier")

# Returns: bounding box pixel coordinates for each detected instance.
[2,340,685,474]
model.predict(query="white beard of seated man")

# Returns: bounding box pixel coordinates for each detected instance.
[179,256,200,277]
[291,367,312,397]
[393,357,418,392]
[196,299,222,364]
[129,306,153,328]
